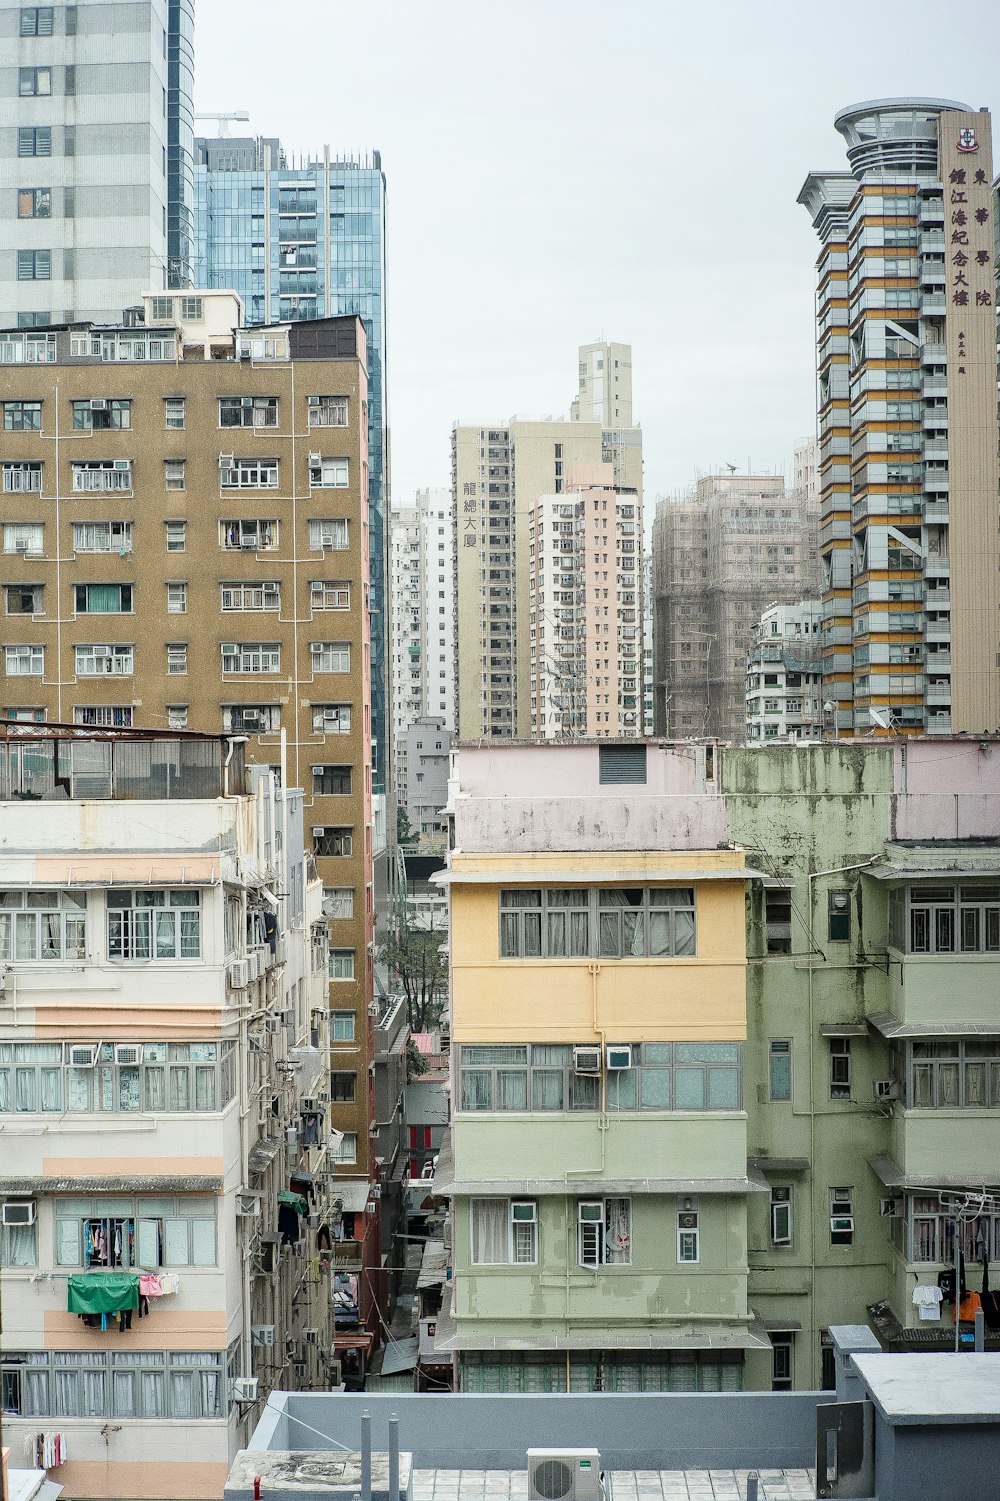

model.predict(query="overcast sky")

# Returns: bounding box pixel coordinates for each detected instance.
[195,0,1000,510]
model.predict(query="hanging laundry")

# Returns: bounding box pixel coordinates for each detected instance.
[139,1273,163,1298]
[912,1284,943,1321]
[157,1272,180,1296]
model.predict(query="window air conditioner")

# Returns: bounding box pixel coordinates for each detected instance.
[237,1191,262,1218]
[2,1201,36,1227]
[572,1045,602,1075]
[303,1328,319,1346]
[308,453,321,466]
[112,459,130,471]
[879,1197,903,1217]
[873,1079,899,1102]
[605,1044,633,1071]
[232,1377,258,1403]
[527,1451,603,1501]
[90,399,108,410]
[311,765,324,776]
[219,453,234,467]
[114,1043,142,1066]
[368,1000,379,1017]
[251,1323,275,1346]
[266,1015,281,1035]
[14,539,29,554]
[311,826,326,838]
[68,1043,99,1067]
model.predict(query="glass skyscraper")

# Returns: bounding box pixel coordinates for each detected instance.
[193,137,389,791]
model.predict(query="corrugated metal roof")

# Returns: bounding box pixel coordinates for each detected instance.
[332,1179,371,1212]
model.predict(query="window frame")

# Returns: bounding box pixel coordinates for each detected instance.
[577,1197,631,1268]
[769,1040,792,1102]
[770,1187,792,1248]
[830,1186,854,1246]
[105,889,201,962]
[677,1200,700,1264]
[469,1197,539,1266]
[829,1038,852,1100]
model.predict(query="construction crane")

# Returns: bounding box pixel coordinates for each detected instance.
[193,111,250,137]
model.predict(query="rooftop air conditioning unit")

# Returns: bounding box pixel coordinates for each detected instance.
[114,1043,142,1067]
[68,1043,99,1067]
[527,1451,602,1501]
[2,1201,36,1227]
[572,1045,602,1075]
[873,1079,899,1103]
[237,1191,262,1218]
[232,1377,258,1403]
[605,1044,633,1071]
[251,1324,275,1347]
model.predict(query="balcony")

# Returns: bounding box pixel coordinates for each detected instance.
[888,1107,1000,1189]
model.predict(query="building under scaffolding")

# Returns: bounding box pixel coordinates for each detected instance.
[652,464,821,741]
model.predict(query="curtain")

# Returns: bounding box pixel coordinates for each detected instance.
[674,910,696,956]
[460,1070,491,1111]
[15,1069,36,1111]
[648,912,671,956]
[144,1066,166,1110]
[141,1369,164,1416]
[966,1062,987,1107]
[939,1063,960,1106]
[912,1063,933,1108]
[6,1222,36,1266]
[471,1199,508,1264]
[605,1199,631,1264]
[23,1369,48,1416]
[496,1070,527,1110]
[113,1370,137,1417]
[169,1068,190,1111]
[0,1070,12,1112]
[154,910,176,958]
[40,1067,61,1111]
[52,1369,78,1415]
[531,1070,563,1110]
[195,1067,215,1111]
[86,584,121,612]
[15,913,35,960]
[169,1370,194,1419]
[40,912,61,958]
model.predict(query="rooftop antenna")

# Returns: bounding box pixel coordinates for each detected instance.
[194,111,250,138]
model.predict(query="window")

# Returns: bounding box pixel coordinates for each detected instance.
[829,1039,851,1100]
[165,521,186,552]
[18,127,51,158]
[770,1187,792,1247]
[828,889,851,942]
[330,1071,356,1101]
[0,1213,37,1268]
[309,518,348,550]
[71,399,131,431]
[71,461,132,492]
[1,1349,226,1420]
[598,745,646,784]
[4,524,43,555]
[19,68,51,96]
[325,887,354,918]
[310,580,350,610]
[164,397,185,430]
[220,519,276,550]
[21,8,55,35]
[6,585,43,616]
[149,297,174,323]
[166,583,186,613]
[310,642,350,673]
[164,460,185,491]
[73,706,133,727]
[890,884,1000,955]
[307,395,348,427]
[498,887,696,960]
[765,889,792,953]
[769,1041,792,1102]
[830,1187,854,1245]
[3,401,42,431]
[470,1198,538,1265]
[329,947,355,981]
[770,1334,793,1392]
[578,1199,631,1267]
[17,250,50,280]
[220,457,278,488]
[313,827,352,857]
[166,644,187,675]
[221,642,280,674]
[0,890,85,960]
[166,706,188,729]
[312,704,351,734]
[219,396,277,428]
[910,1038,1000,1109]
[309,457,348,488]
[106,890,200,960]
[221,581,279,611]
[75,643,133,676]
[314,766,351,795]
[221,705,280,734]
[179,297,203,321]
[330,1009,355,1041]
[677,1199,699,1263]
[54,1196,217,1269]
[72,521,131,553]
[331,1131,356,1164]
[74,584,132,614]
[2,463,42,493]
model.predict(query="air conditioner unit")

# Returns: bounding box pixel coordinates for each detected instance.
[286,1125,299,1151]
[873,1079,899,1102]
[527,1451,602,1501]
[68,1043,99,1067]
[245,951,261,982]
[112,459,130,471]
[572,1045,601,1075]
[228,960,250,989]
[93,645,112,657]
[219,453,234,467]
[879,1196,903,1218]
[370,1183,382,1201]
[251,1323,275,1347]
[240,539,257,549]
[90,398,108,410]
[237,1191,262,1218]
[368,1000,379,1017]
[303,1328,319,1346]
[311,765,324,776]
[274,938,287,965]
[308,452,321,466]
[2,1201,36,1227]
[266,1015,281,1035]
[312,826,326,838]
[114,1043,142,1066]
[605,1044,633,1071]
[232,1376,258,1403]
[14,539,29,554]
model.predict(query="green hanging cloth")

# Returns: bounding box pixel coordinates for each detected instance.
[277,1191,309,1215]
[67,1271,140,1315]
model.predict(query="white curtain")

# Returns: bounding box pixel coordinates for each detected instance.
[471,1199,508,1264]
[5,1223,36,1266]
[605,1199,631,1264]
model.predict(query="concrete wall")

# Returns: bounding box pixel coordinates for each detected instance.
[257,1390,834,1470]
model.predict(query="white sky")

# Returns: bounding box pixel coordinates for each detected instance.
[195,0,1000,508]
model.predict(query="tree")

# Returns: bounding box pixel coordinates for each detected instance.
[396,806,415,846]
[406,1037,429,1081]
[382,918,447,1034]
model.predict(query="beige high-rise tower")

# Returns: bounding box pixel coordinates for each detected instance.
[452,342,642,739]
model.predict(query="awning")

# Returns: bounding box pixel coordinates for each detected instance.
[819,1022,869,1038]
[247,1137,283,1175]
[869,1153,999,1191]
[867,863,1000,882]
[67,1272,139,1316]
[0,1175,222,1194]
[868,1012,1000,1040]
[332,1179,371,1213]
[332,1331,374,1351]
[416,1239,448,1291]
[435,1322,770,1353]
[760,1318,802,1333]
[379,1336,419,1375]
[749,1156,810,1175]
[436,866,765,887]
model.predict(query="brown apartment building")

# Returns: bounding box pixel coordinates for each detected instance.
[0,293,401,1371]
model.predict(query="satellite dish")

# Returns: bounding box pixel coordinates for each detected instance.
[869,707,892,730]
